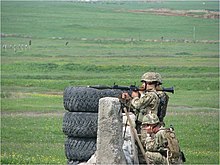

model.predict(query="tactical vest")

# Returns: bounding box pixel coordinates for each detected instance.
[155,91,169,122]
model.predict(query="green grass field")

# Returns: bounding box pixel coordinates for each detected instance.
[1,1,219,164]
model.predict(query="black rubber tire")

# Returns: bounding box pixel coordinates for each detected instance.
[63,87,122,112]
[62,112,98,138]
[65,137,96,161]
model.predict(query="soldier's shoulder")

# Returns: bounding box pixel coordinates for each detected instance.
[156,91,168,96]
[146,90,158,96]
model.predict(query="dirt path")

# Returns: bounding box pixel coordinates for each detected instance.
[1,105,218,117]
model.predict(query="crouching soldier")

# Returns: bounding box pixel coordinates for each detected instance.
[141,114,186,164]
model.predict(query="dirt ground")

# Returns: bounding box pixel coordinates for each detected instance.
[128,8,219,19]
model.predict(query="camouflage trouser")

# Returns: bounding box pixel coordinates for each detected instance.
[145,151,167,164]
[145,151,183,165]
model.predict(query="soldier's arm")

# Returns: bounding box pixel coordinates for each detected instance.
[131,92,154,110]
[155,130,168,154]
[145,136,155,151]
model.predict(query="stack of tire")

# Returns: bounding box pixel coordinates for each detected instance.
[62,86,123,164]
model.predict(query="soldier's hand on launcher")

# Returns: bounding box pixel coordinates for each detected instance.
[121,92,131,100]
[131,91,139,98]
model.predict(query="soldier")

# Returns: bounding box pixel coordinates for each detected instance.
[122,72,162,133]
[141,114,185,165]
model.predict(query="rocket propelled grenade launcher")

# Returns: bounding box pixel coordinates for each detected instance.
[87,84,174,94]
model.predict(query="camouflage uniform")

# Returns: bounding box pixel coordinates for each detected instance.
[130,72,162,133]
[142,114,183,165]
[144,127,168,164]
[131,90,160,123]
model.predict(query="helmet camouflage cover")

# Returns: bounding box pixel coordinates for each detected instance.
[142,113,159,125]
[141,72,162,84]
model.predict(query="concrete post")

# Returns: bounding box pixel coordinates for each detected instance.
[96,97,126,164]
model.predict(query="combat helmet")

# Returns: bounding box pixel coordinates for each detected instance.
[142,113,159,125]
[141,72,162,85]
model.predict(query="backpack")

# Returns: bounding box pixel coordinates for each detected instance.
[164,128,181,160]
[156,92,169,122]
